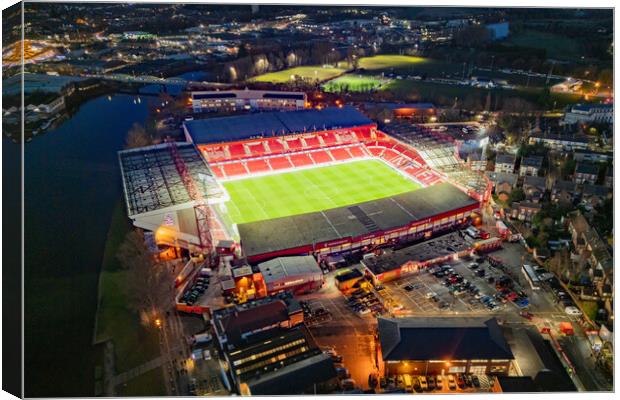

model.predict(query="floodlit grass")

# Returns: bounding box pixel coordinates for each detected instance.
[251,65,345,83]
[223,159,421,224]
[357,54,429,70]
[322,74,388,93]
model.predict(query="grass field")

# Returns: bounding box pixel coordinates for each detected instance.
[507,30,583,61]
[357,54,428,70]
[251,65,345,83]
[223,159,421,224]
[322,74,388,93]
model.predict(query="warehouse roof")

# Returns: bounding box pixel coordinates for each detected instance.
[258,256,321,284]
[238,183,478,259]
[184,106,373,144]
[378,317,514,361]
[118,142,225,216]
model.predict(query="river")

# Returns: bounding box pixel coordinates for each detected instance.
[21,94,150,396]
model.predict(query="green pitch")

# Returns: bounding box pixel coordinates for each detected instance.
[222,159,421,224]
[251,66,345,83]
[322,74,388,93]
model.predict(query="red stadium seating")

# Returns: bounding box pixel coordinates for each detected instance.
[289,153,314,167]
[329,148,352,161]
[310,150,333,164]
[285,138,303,151]
[303,135,321,149]
[266,138,285,153]
[347,145,368,158]
[228,143,247,159]
[268,156,294,170]
[210,165,226,178]
[319,132,338,146]
[222,162,249,177]
[247,142,267,157]
[245,159,271,173]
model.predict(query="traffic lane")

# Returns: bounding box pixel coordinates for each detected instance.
[559,335,612,391]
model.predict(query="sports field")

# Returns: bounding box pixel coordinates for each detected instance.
[251,65,345,83]
[222,159,421,224]
[322,74,388,93]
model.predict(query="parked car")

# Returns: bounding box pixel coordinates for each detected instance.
[447,375,457,390]
[403,374,413,392]
[436,375,444,390]
[341,378,356,391]
[565,306,583,316]
[471,375,480,388]
[427,375,436,390]
[456,374,466,389]
[418,375,428,391]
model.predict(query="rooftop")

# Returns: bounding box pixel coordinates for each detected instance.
[486,171,518,186]
[258,256,322,284]
[553,180,576,191]
[495,153,516,165]
[575,162,599,175]
[184,106,373,144]
[523,175,547,188]
[378,317,514,361]
[521,156,543,168]
[582,184,610,197]
[118,142,224,217]
[238,183,478,259]
[363,232,470,275]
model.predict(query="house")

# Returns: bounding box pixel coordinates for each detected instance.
[563,103,613,125]
[512,202,542,222]
[581,184,611,208]
[573,162,599,185]
[495,153,516,173]
[551,180,577,205]
[377,317,514,377]
[522,175,547,203]
[487,172,519,202]
[528,132,589,152]
[519,156,543,177]
[573,149,613,163]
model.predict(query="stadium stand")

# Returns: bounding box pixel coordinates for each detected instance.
[268,156,294,171]
[289,153,314,168]
[246,159,272,174]
[329,148,352,161]
[309,150,334,164]
[223,162,249,176]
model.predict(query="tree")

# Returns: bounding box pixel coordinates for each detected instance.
[125,123,151,149]
[453,25,491,48]
[117,230,175,325]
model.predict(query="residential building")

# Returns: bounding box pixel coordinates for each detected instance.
[377,317,514,377]
[573,162,599,185]
[550,180,577,205]
[466,151,487,172]
[519,156,543,177]
[573,149,613,163]
[486,172,518,202]
[522,175,547,203]
[528,132,589,152]
[563,103,613,125]
[494,153,516,173]
[581,184,611,208]
[512,202,541,222]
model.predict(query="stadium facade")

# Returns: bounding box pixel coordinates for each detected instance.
[191,89,307,113]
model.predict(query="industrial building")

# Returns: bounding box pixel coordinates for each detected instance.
[118,142,230,252]
[238,183,480,263]
[211,293,336,395]
[257,255,324,295]
[377,317,514,377]
[191,89,307,113]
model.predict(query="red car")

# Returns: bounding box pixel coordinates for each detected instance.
[479,230,491,239]
[520,311,534,320]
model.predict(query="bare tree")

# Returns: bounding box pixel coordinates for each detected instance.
[117,230,175,325]
[125,123,152,149]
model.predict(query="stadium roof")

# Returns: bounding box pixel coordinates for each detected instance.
[378,317,514,361]
[184,106,373,144]
[238,183,478,259]
[118,142,224,217]
[258,256,321,284]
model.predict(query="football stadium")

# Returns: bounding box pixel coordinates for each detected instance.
[171,105,488,263]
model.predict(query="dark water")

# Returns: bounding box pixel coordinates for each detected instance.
[22,94,149,396]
